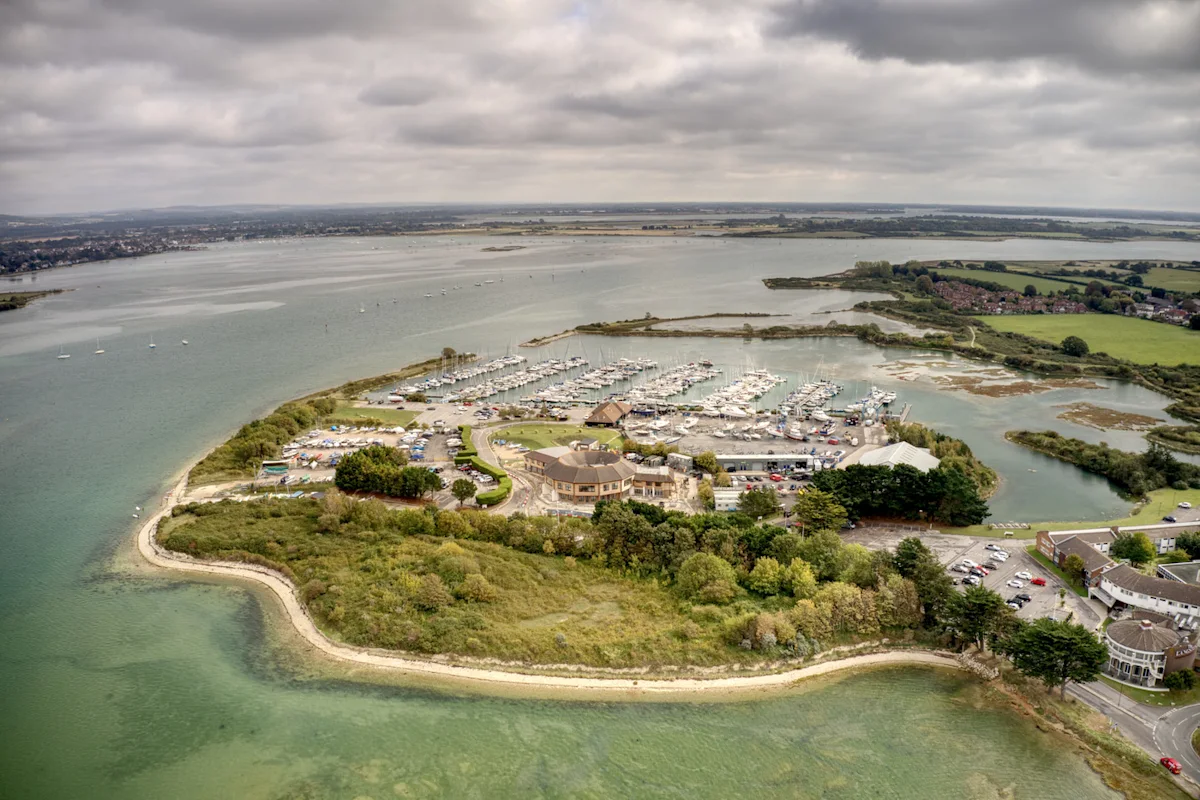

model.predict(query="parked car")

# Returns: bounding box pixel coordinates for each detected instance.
[1007,580,1024,588]
[961,559,978,568]
[1180,502,1193,509]
[769,473,783,482]
[1030,577,1046,586]
[1160,757,1181,775]
[963,575,981,586]
[970,567,989,577]
[983,561,1000,570]
[993,552,1009,561]
[1015,593,1032,603]
[1016,571,1033,580]
[951,564,970,574]
[1006,602,1021,610]
[1163,515,1178,523]
[985,543,1001,551]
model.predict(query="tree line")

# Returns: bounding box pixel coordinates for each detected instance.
[1007,432,1200,497]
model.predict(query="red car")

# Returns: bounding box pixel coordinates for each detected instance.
[769,474,783,482]
[827,438,840,445]
[1161,757,1181,775]
[1030,577,1046,586]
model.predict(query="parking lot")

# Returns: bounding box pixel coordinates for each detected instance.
[841,529,1101,625]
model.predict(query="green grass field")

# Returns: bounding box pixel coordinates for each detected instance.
[930,268,1078,294]
[944,487,1200,538]
[492,424,624,451]
[1145,267,1200,293]
[978,313,1199,365]
[330,404,419,426]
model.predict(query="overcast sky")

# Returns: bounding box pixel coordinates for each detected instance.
[3,0,1198,214]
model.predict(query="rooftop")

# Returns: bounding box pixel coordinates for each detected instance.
[1160,561,1200,586]
[1106,617,1181,653]
[1057,536,1116,573]
[1103,564,1200,607]
[543,449,636,484]
[585,401,632,425]
[858,441,940,472]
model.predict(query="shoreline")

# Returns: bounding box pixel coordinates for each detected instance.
[136,466,967,694]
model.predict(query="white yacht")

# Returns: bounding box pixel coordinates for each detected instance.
[94,339,104,355]
[57,346,70,360]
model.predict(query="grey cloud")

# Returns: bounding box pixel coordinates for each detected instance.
[1,0,1198,212]
[359,81,439,108]
[770,0,1200,73]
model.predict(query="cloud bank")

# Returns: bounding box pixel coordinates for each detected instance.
[2,0,1197,213]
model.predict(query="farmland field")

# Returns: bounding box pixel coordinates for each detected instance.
[1145,267,1200,293]
[931,267,1077,294]
[978,314,1200,366]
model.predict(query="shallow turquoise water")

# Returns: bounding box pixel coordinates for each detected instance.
[4,234,1196,797]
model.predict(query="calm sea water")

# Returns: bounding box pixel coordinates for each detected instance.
[3,234,1197,798]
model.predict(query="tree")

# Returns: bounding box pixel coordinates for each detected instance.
[1061,335,1090,357]
[797,528,846,582]
[1176,531,1200,560]
[747,557,784,595]
[915,275,935,294]
[791,489,848,532]
[1124,274,1143,287]
[893,537,956,624]
[782,558,817,599]
[944,586,1010,651]
[451,478,477,507]
[1190,314,1200,331]
[441,346,457,360]
[697,477,715,510]
[738,487,780,519]
[1110,531,1156,566]
[405,392,427,403]
[1002,618,1107,697]
[1023,284,1037,297]
[694,450,719,474]
[676,553,739,603]
[1062,553,1086,585]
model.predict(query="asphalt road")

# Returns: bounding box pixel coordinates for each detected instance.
[1158,704,1200,787]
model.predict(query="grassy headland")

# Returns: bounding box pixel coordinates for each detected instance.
[157,494,938,669]
[0,289,61,312]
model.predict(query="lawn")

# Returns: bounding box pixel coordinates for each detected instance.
[931,267,1077,295]
[944,487,1200,539]
[1145,266,1200,293]
[978,313,1200,366]
[330,403,418,426]
[1025,547,1087,597]
[492,424,624,451]
[1099,675,1200,707]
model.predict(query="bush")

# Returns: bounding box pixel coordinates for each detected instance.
[457,573,498,603]
[676,553,739,604]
